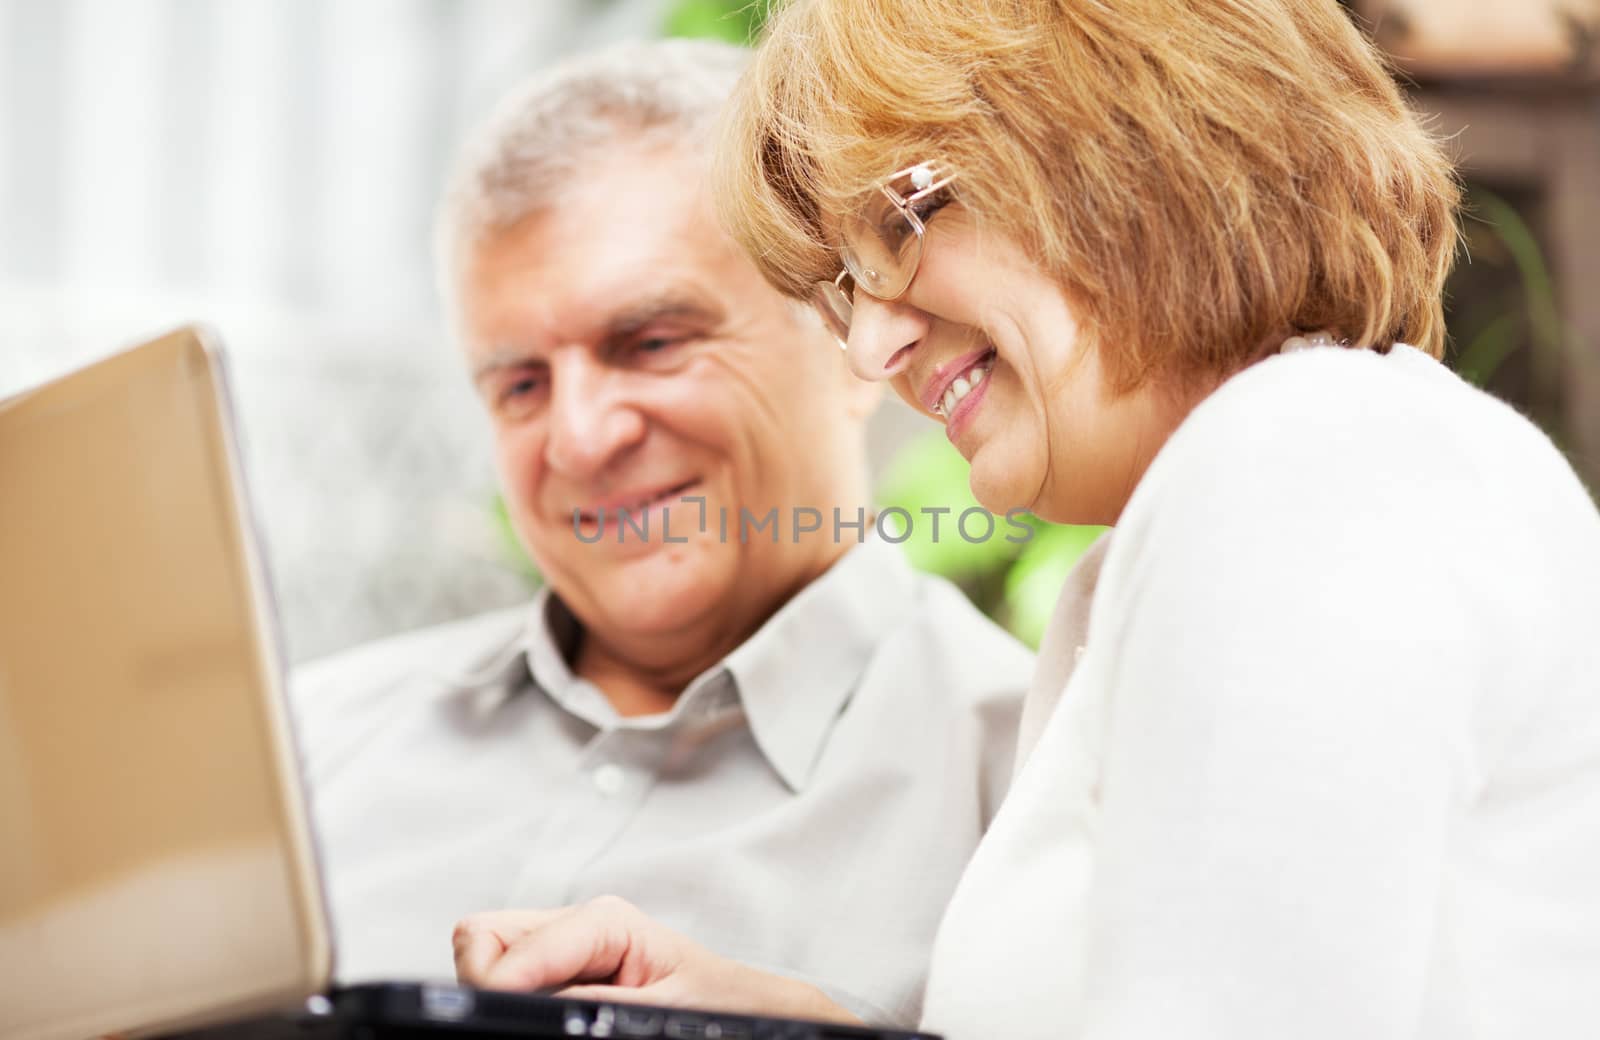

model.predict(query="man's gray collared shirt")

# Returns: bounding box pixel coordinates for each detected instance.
[292,540,1031,1026]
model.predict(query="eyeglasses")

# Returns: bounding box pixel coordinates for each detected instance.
[812,162,958,350]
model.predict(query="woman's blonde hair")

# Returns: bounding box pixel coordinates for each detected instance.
[717,0,1461,390]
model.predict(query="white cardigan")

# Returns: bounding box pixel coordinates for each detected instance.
[921,345,1600,1039]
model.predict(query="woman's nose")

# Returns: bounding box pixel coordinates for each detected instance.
[844,293,927,381]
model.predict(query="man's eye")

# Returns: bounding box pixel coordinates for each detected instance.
[498,375,546,409]
[634,334,691,356]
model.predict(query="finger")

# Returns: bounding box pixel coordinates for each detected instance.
[481,903,638,993]
[554,983,688,1008]
[454,925,510,986]
[453,908,571,985]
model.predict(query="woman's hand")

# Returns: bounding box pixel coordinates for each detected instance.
[452,896,861,1025]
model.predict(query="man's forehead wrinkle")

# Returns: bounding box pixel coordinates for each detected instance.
[604,287,725,337]
[469,283,729,383]
[472,346,545,382]
[467,276,710,363]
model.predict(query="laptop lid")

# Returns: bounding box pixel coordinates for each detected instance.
[0,327,332,1040]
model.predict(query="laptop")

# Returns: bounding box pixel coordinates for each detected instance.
[0,327,936,1040]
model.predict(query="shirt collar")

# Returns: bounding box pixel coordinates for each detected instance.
[723,538,915,791]
[520,588,627,729]
[511,538,916,791]
[425,606,540,720]
[517,586,751,736]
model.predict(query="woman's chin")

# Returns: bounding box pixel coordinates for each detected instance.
[967,456,1034,517]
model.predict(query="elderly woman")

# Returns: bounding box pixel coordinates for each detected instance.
[454,1,1600,1036]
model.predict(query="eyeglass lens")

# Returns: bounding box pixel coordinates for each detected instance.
[840,187,924,299]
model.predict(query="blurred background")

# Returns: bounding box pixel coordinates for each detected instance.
[2,0,1597,663]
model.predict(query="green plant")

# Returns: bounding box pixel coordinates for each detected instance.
[875,430,1106,649]
[663,0,768,45]
[491,493,541,584]
[1451,184,1574,394]
[1445,183,1600,499]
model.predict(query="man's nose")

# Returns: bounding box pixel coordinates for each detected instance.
[844,293,927,381]
[543,355,645,479]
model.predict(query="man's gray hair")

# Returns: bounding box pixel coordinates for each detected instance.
[436,37,750,317]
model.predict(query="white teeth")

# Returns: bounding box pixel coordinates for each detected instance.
[938,357,994,418]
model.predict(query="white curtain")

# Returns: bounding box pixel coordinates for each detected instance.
[0,0,670,662]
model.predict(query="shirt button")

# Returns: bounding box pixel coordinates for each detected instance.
[593,763,626,796]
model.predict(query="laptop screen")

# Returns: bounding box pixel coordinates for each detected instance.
[0,328,330,1040]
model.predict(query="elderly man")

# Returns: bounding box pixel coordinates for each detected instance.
[291,37,1030,1027]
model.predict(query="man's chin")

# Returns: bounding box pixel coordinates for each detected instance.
[570,549,733,636]
[592,586,725,642]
